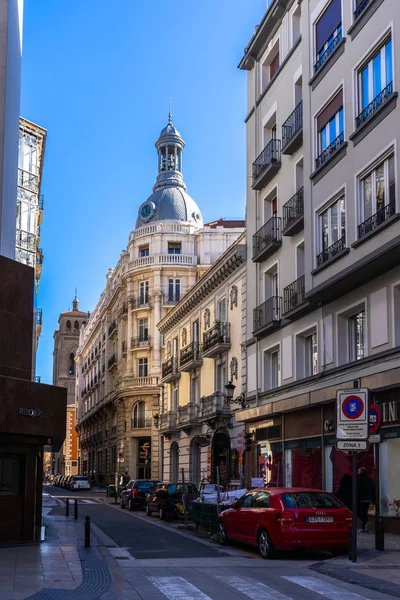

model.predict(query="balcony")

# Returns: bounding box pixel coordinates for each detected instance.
[131,336,151,350]
[161,357,181,383]
[180,342,203,372]
[16,229,36,252]
[159,411,178,434]
[117,376,159,393]
[355,83,395,130]
[315,133,345,171]
[316,237,347,269]
[358,202,396,241]
[253,216,282,262]
[129,254,196,269]
[177,402,199,430]
[314,29,342,74]
[282,188,304,236]
[283,275,305,315]
[202,322,231,358]
[108,354,117,370]
[282,101,303,155]
[130,296,151,310]
[252,139,281,190]
[18,168,38,193]
[198,393,230,422]
[108,320,118,337]
[253,296,281,336]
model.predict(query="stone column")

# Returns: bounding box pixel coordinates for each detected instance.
[127,281,133,373]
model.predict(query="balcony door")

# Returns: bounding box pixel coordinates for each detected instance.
[192,320,199,344]
[216,362,227,393]
[217,299,226,323]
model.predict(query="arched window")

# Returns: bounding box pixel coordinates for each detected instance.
[66,320,71,331]
[131,401,151,428]
[74,320,79,329]
[69,353,75,376]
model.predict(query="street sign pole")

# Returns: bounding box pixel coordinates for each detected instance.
[351,451,358,563]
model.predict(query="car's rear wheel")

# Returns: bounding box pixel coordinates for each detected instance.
[146,504,152,517]
[216,520,227,546]
[120,500,125,509]
[128,499,134,511]
[159,506,165,520]
[258,529,276,559]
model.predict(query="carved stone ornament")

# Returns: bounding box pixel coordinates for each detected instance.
[203,308,210,329]
[181,328,187,346]
[166,341,171,357]
[230,357,238,381]
[230,285,238,310]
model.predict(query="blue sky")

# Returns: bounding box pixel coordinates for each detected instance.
[21,0,265,383]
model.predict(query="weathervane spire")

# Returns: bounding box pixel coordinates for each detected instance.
[168,98,172,124]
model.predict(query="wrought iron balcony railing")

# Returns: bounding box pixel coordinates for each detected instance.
[18,168,38,192]
[162,357,179,379]
[252,139,281,188]
[282,188,304,234]
[180,342,201,368]
[253,216,282,261]
[108,320,117,337]
[130,296,151,309]
[203,322,230,354]
[253,296,282,333]
[316,237,346,267]
[131,336,151,349]
[314,28,342,73]
[358,202,396,239]
[16,229,36,252]
[354,0,370,19]
[282,101,303,149]
[356,83,394,129]
[108,354,117,370]
[283,275,305,314]
[315,133,345,170]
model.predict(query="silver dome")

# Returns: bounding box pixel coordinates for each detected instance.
[136,186,203,229]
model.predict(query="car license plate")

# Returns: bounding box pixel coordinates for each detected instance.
[307,516,333,523]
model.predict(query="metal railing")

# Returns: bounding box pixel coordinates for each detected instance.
[16,229,36,252]
[131,336,151,349]
[252,139,281,184]
[180,342,201,367]
[160,411,177,431]
[356,82,393,129]
[253,216,282,258]
[282,101,303,147]
[162,357,179,378]
[283,275,305,313]
[108,320,117,337]
[178,402,199,425]
[354,0,370,19]
[18,168,38,192]
[199,393,230,419]
[358,202,395,239]
[108,354,117,369]
[316,237,346,267]
[253,296,282,332]
[130,296,151,309]
[314,28,342,73]
[315,133,344,170]
[283,188,304,231]
[203,322,230,353]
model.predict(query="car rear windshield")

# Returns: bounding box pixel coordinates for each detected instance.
[281,492,342,509]
[73,476,88,481]
[134,481,156,491]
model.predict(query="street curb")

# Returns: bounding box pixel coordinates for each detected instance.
[90,521,119,548]
[310,561,400,598]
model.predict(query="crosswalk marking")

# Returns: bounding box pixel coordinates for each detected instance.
[216,575,293,600]
[148,576,213,600]
[284,576,370,600]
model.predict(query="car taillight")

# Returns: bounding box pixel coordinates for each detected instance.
[278,511,295,526]
[131,488,138,497]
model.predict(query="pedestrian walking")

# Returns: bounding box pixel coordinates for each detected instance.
[357,467,375,532]
[334,473,353,510]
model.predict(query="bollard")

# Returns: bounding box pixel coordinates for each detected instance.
[376,516,385,551]
[74,499,78,520]
[66,498,70,517]
[84,515,91,548]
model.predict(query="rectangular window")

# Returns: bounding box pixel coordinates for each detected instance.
[317,91,344,160]
[359,154,395,229]
[315,0,342,71]
[217,298,227,322]
[168,279,181,302]
[319,196,345,253]
[138,357,148,377]
[138,318,148,341]
[270,51,280,79]
[171,384,179,410]
[168,242,181,255]
[139,281,149,304]
[357,38,393,126]
[216,362,227,393]
[349,310,365,361]
[139,245,149,257]
[190,375,200,403]
[271,350,280,389]
[305,333,318,377]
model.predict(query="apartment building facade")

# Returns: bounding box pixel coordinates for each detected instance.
[239,0,400,525]
[157,234,247,486]
[75,115,244,484]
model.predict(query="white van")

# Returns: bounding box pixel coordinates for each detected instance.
[70,476,91,491]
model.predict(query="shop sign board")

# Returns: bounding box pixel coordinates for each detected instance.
[336,440,369,451]
[336,389,369,440]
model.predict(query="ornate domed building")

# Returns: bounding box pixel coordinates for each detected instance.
[75,115,244,483]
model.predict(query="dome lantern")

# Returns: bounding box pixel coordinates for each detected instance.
[154,112,186,192]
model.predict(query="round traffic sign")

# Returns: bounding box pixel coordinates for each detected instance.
[369,403,382,434]
[342,395,365,420]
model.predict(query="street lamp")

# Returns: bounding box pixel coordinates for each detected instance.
[153,413,159,429]
[224,381,246,409]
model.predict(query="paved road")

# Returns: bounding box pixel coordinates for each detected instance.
[46,486,396,600]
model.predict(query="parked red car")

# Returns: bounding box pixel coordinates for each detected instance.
[216,488,352,559]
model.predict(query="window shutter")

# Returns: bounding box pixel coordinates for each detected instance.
[317,90,343,131]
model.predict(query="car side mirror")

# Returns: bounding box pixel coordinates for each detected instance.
[230,501,237,509]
